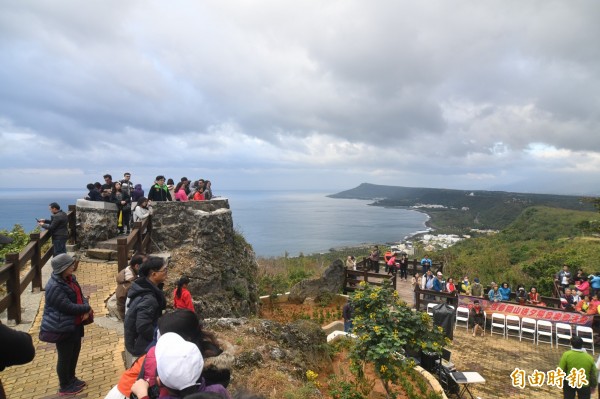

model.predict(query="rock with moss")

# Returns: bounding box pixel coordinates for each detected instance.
[287,259,345,304]
[150,200,260,318]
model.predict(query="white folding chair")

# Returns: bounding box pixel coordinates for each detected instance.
[482,311,487,335]
[505,315,521,339]
[455,306,470,330]
[490,313,506,337]
[576,326,595,355]
[520,317,536,343]
[536,320,553,347]
[555,323,573,348]
[427,303,437,317]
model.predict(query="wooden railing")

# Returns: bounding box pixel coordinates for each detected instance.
[0,205,76,324]
[117,218,153,272]
[414,285,459,310]
[355,256,444,275]
[343,269,397,293]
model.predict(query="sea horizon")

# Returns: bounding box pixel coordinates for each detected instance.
[0,188,429,257]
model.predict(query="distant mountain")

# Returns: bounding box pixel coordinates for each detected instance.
[329,183,595,231]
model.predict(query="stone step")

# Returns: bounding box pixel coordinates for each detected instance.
[95,237,120,251]
[86,248,117,261]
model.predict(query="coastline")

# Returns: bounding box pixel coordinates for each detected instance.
[261,207,434,259]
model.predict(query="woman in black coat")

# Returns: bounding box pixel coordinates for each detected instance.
[40,254,92,396]
[111,182,132,235]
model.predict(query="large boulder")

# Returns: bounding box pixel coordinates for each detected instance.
[287,259,345,304]
[161,200,260,318]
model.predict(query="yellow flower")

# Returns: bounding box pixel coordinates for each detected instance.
[306,370,318,381]
[380,365,388,373]
[373,326,381,334]
[370,292,378,300]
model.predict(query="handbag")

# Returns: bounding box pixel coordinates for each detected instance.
[39,330,67,343]
[82,309,94,326]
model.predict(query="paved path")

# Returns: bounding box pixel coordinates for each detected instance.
[1,261,124,399]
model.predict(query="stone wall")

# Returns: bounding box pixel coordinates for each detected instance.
[76,199,119,249]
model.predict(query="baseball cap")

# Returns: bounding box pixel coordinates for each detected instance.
[156,332,203,390]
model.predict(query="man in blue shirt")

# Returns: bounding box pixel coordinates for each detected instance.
[421,255,432,274]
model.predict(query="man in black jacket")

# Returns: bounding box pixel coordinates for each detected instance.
[124,257,167,367]
[147,175,172,202]
[38,202,68,255]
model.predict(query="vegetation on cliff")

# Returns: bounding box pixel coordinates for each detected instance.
[439,206,600,296]
[329,183,595,233]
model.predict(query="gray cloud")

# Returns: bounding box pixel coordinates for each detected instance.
[0,1,599,193]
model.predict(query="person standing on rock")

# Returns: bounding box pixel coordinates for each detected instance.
[38,202,68,255]
[40,254,93,396]
[173,276,195,312]
[124,257,167,368]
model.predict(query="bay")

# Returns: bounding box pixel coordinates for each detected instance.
[0,188,428,257]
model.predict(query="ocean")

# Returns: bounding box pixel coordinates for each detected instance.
[0,188,428,257]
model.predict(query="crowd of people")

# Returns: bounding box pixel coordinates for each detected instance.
[33,251,259,398]
[85,173,214,235]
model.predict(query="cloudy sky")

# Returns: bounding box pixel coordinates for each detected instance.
[1,1,599,194]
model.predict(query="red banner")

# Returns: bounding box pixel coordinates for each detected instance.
[458,295,594,327]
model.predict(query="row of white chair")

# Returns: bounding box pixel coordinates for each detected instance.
[450,306,595,354]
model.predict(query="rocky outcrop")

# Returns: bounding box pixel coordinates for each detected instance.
[152,200,259,318]
[287,259,346,304]
[205,317,331,376]
[77,198,260,318]
[148,199,231,251]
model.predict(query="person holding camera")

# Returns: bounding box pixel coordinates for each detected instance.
[38,202,68,255]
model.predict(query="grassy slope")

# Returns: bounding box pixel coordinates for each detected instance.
[440,206,600,296]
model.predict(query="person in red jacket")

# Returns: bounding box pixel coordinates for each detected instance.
[173,276,195,312]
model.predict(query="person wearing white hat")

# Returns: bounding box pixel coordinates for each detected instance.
[130,332,230,399]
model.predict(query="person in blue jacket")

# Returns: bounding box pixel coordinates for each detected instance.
[488,282,502,302]
[590,273,600,295]
[433,272,444,292]
[498,282,512,301]
[40,254,92,396]
[420,255,432,274]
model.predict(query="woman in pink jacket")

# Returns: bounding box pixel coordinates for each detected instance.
[575,276,590,297]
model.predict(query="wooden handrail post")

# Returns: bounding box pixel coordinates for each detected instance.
[133,222,142,253]
[117,237,128,272]
[30,233,42,292]
[5,253,21,325]
[415,284,421,310]
[146,218,153,254]
[392,273,397,291]
[363,269,368,283]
